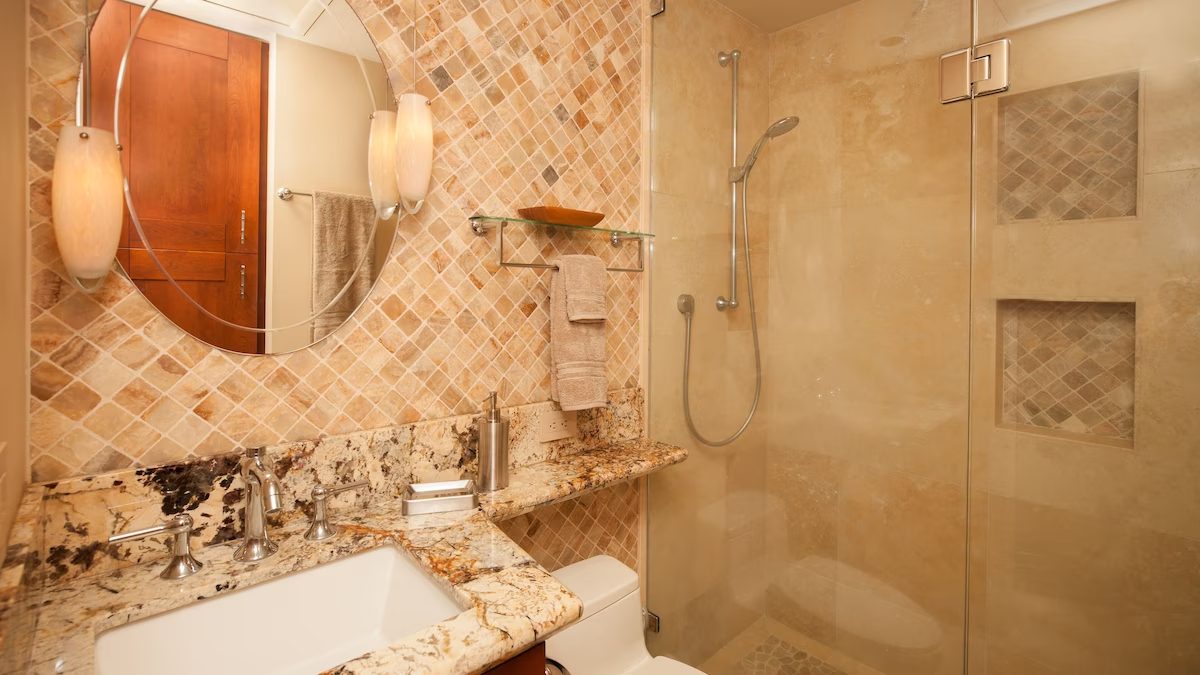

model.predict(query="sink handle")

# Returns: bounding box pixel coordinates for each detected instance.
[109,513,203,580]
[305,480,369,541]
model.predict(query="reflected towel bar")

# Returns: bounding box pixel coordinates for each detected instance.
[277,187,313,201]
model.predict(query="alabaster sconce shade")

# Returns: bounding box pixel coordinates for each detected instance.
[51,126,125,291]
[367,110,400,220]
[395,93,433,213]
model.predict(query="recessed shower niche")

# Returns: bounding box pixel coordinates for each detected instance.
[998,71,1140,223]
[998,299,1136,446]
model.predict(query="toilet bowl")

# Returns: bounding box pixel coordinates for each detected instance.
[546,556,705,675]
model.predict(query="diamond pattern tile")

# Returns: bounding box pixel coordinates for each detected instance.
[999,300,1136,443]
[998,72,1139,223]
[26,0,644,481]
[497,480,640,571]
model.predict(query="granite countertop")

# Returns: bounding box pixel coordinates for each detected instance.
[480,440,688,521]
[21,439,688,674]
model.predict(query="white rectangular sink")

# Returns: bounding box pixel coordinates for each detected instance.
[95,546,461,675]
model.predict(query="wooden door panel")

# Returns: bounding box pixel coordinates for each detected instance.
[127,249,225,282]
[91,1,265,352]
[133,254,258,354]
[225,35,263,254]
[135,9,228,59]
[127,37,228,249]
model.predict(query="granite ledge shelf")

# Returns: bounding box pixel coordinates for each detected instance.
[480,439,688,522]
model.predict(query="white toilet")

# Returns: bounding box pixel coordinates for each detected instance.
[546,556,705,675]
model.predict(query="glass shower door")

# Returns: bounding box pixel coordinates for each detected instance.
[967,1,1200,673]
[646,1,974,673]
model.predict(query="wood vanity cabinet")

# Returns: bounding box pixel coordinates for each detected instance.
[483,642,546,675]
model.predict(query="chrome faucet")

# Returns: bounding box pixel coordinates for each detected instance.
[234,447,283,563]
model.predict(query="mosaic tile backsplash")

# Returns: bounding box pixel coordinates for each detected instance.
[498,479,639,571]
[998,71,1139,223]
[26,0,644,481]
[999,300,1136,443]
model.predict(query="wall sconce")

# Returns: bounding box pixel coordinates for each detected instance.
[52,128,123,291]
[52,5,124,294]
[394,93,433,215]
[367,110,400,220]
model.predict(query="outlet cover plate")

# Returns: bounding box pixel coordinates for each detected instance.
[539,409,579,442]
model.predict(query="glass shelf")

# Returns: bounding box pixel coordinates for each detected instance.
[468,215,650,273]
[468,215,654,239]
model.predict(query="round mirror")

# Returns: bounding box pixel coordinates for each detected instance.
[87,0,402,354]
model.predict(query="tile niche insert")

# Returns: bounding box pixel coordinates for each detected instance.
[998,71,1140,223]
[998,300,1135,446]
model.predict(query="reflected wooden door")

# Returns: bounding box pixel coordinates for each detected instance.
[91,1,266,353]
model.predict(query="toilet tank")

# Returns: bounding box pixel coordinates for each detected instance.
[546,556,652,675]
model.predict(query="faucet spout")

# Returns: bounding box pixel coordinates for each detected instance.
[234,448,283,563]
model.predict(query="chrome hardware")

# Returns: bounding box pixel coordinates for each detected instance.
[468,217,647,273]
[401,480,479,516]
[644,609,662,633]
[304,480,369,541]
[109,513,203,580]
[239,209,246,244]
[940,38,1011,103]
[239,264,246,299]
[545,658,571,675]
[276,187,313,201]
[649,0,665,17]
[234,447,283,563]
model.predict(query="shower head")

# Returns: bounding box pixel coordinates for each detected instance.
[729,116,799,183]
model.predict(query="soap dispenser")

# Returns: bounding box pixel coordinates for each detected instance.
[477,391,510,492]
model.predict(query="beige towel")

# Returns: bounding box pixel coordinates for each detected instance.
[311,190,377,341]
[559,254,606,322]
[550,262,607,411]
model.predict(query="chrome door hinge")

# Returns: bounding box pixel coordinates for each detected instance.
[649,0,665,17]
[940,38,1010,103]
[644,609,661,633]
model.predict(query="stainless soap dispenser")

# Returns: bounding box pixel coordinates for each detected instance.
[477,391,510,492]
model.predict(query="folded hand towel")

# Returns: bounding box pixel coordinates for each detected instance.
[558,254,607,322]
[550,261,607,411]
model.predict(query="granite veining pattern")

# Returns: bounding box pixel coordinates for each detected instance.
[20,440,687,674]
[481,440,686,521]
[40,388,642,585]
[28,508,581,675]
[0,488,45,675]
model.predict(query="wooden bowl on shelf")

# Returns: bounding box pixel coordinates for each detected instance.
[517,206,605,228]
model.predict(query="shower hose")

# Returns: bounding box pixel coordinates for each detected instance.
[678,176,762,447]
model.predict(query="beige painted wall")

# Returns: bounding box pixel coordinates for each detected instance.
[645,0,771,665]
[0,0,29,561]
[267,36,393,353]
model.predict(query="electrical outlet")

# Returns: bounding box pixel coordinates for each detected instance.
[539,409,578,442]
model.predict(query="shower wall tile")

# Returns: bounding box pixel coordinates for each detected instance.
[998,72,1139,223]
[26,0,644,481]
[998,300,1135,444]
[497,479,640,571]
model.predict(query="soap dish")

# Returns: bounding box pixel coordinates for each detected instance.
[402,479,479,515]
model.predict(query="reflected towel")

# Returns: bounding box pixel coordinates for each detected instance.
[559,254,607,322]
[550,260,607,411]
[311,190,377,341]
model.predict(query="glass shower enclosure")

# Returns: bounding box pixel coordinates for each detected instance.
[645,1,1200,674]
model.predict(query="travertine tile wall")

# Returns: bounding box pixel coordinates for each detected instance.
[26,0,643,482]
[998,300,1135,444]
[498,480,640,571]
[763,1,972,674]
[971,1,1200,672]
